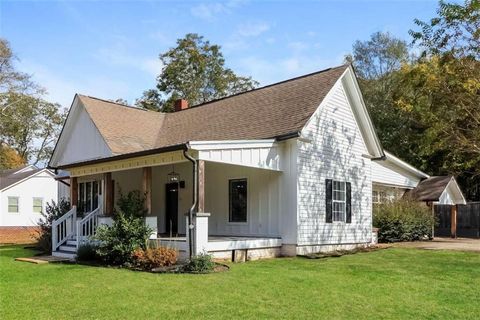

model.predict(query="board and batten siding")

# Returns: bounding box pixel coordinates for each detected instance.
[56,104,112,167]
[296,80,372,246]
[371,160,421,189]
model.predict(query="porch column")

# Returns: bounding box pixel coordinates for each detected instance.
[104,172,114,216]
[70,177,78,209]
[142,167,152,215]
[451,204,457,238]
[198,160,205,213]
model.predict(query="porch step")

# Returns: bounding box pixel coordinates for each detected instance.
[66,240,78,246]
[59,244,77,252]
[52,250,76,260]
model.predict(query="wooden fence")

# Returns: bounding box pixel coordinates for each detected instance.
[434,202,480,238]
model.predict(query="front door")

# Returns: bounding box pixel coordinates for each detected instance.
[165,182,179,235]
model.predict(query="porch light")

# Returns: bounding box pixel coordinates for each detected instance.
[167,165,180,183]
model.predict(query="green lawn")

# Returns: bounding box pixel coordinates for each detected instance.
[1,246,479,319]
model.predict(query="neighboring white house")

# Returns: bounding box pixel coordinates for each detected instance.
[46,64,463,260]
[0,165,69,243]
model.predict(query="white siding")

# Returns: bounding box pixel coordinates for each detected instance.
[371,160,421,188]
[297,81,372,246]
[206,161,281,237]
[56,105,112,167]
[0,171,59,226]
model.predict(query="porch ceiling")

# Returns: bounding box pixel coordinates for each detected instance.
[189,140,282,171]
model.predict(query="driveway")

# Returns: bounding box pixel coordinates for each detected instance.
[391,237,480,253]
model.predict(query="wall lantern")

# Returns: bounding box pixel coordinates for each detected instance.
[167,165,180,183]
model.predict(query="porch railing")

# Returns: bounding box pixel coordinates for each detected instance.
[52,206,77,252]
[76,208,100,249]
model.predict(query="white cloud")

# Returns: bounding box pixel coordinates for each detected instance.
[237,22,270,37]
[190,0,246,21]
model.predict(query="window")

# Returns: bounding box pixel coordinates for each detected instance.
[326,179,351,223]
[332,181,346,222]
[8,197,19,213]
[33,198,43,213]
[372,190,389,204]
[78,181,101,214]
[229,179,247,223]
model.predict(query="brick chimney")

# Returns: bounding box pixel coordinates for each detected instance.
[174,99,188,112]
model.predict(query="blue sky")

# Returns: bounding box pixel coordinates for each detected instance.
[1,0,441,109]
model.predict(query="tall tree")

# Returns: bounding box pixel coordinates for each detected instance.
[0,38,66,167]
[137,33,258,112]
[346,32,414,155]
[0,144,25,170]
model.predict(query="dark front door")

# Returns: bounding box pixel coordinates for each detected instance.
[165,182,179,234]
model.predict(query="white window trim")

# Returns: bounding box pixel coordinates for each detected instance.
[8,196,19,214]
[33,197,44,213]
[332,180,346,222]
[228,178,248,224]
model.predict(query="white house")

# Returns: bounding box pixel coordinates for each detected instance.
[47,64,464,260]
[0,165,69,243]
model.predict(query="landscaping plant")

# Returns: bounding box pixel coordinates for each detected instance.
[76,243,99,262]
[373,199,435,242]
[35,199,71,253]
[184,253,215,273]
[132,247,178,270]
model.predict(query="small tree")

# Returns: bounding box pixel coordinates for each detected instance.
[36,199,70,253]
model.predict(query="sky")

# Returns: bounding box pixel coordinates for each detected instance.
[1,0,442,109]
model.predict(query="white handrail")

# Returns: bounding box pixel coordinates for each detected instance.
[52,206,77,252]
[76,208,100,249]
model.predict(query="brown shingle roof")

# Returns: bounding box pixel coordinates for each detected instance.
[77,65,348,156]
[0,168,43,190]
[407,176,453,201]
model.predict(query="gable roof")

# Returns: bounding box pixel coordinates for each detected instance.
[50,64,384,168]
[406,176,465,204]
[0,167,52,191]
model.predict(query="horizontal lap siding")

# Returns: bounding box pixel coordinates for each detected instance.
[371,161,420,188]
[297,82,372,246]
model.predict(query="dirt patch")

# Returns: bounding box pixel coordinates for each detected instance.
[390,237,480,253]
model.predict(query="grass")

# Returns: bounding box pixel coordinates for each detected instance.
[1,246,479,319]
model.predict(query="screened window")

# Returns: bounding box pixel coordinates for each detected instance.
[33,197,43,213]
[229,179,247,223]
[8,197,19,213]
[332,181,346,222]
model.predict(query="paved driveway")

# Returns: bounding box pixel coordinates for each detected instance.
[392,237,480,253]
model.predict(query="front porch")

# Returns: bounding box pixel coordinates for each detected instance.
[52,141,286,260]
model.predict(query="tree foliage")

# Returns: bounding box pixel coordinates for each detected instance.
[0,143,25,169]
[350,1,480,200]
[0,38,66,167]
[137,33,258,112]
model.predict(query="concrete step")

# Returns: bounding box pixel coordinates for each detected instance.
[52,250,76,260]
[59,244,77,252]
[66,240,78,246]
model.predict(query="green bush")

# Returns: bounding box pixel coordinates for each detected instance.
[76,243,99,262]
[36,199,71,253]
[373,199,435,243]
[184,253,215,273]
[116,189,147,219]
[94,211,152,265]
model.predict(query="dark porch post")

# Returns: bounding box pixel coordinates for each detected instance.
[70,177,78,209]
[198,160,205,213]
[142,167,152,215]
[104,172,113,216]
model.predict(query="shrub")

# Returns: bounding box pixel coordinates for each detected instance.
[116,189,147,219]
[184,253,215,273]
[36,199,71,253]
[94,211,152,265]
[373,199,435,243]
[132,247,178,270]
[76,243,99,262]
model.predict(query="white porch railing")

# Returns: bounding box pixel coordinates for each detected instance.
[76,208,100,249]
[52,206,77,252]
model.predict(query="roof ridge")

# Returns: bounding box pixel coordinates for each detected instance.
[179,64,349,112]
[77,94,160,113]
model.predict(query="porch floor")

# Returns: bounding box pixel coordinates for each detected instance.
[154,235,282,252]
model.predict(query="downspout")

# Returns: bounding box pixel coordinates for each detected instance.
[183,145,197,259]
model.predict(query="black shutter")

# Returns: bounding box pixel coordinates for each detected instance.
[325,179,333,223]
[346,182,352,223]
